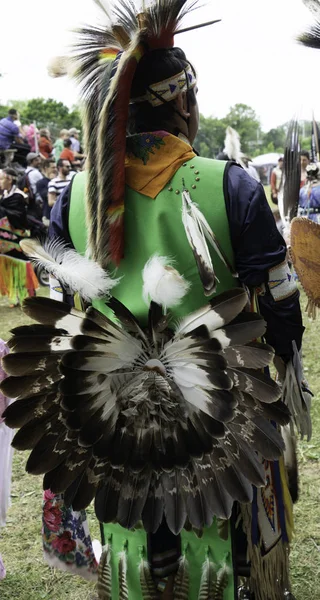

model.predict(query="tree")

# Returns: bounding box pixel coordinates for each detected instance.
[0,104,9,119]
[224,103,261,154]
[263,125,287,153]
[22,98,70,128]
[195,115,227,158]
[7,99,29,116]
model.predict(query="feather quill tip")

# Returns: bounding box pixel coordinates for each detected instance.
[47,56,71,78]
[142,255,191,308]
[20,238,120,301]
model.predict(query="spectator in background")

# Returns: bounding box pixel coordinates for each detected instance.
[25,152,42,196]
[36,159,57,225]
[38,129,53,159]
[270,157,283,205]
[48,159,72,208]
[69,128,85,159]
[0,168,28,230]
[60,139,75,163]
[26,124,39,152]
[69,128,81,153]
[70,158,83,177]
[300,150,310,188]
[0,109,25,150]
[53,129,69,161]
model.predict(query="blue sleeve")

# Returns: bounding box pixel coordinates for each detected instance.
[225,164,286,286]
[12,123,19,136]
[49,182,74,247]
[225,164,304,359]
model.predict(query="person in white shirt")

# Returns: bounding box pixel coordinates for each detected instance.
[25,152,42,195]
[48,159,73,208]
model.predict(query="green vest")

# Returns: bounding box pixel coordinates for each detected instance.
[69,157,236,600]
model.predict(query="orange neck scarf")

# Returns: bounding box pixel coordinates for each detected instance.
[125,131,196,198]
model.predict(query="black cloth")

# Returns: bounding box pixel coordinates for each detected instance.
[0,191,28,230]
[49,164,304,360]
[36,176,51,219]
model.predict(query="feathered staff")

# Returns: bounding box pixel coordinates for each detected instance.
[278,119,301,229]
[1,279,290,536]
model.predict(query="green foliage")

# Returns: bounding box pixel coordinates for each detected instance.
[7,99,29,116]
[263,125,287,152]
[22,98,69,126]
[195,115,227,157]
[0,103,9,119]
[301,136,312,152]
[224,103,261,154]
[195,104,262,157]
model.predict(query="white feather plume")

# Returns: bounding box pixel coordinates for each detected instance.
[47,56,72,78]
[224,126,245,167]
[20,238,120,301]
[142,255,190,308]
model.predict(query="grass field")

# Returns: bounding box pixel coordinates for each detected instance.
[0,287,319,599]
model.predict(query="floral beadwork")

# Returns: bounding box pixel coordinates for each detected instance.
[126,132,167,165]
[42,491,98,580]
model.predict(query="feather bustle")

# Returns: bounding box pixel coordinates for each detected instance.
[1,290,290,536]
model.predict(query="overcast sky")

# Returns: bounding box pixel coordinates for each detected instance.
[0,0,318,131]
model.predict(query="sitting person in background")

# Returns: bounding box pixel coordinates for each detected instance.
[60,138,75,163]
[53,129,69,161]
[0,109,25,150]
[36,159,57,226]
[38,129,53,159]
[48,159,72,209]
[0,168,28,230]
[0,110,30,168]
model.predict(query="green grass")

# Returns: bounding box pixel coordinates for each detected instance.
[0,289,320,599]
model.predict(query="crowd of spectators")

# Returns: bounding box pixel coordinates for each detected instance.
[0,108,85,232]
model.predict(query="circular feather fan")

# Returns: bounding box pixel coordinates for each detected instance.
[1,288,289,535]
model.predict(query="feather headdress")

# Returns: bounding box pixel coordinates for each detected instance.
[1,285,289,535]
[298,1,320,48]
[69,0,219,267]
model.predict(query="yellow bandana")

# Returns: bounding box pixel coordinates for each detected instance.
[125,131,196,198]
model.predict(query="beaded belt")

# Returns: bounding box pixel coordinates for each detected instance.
[299,207,320,214]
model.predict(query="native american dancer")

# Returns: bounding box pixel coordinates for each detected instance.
[1,1,309,598]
